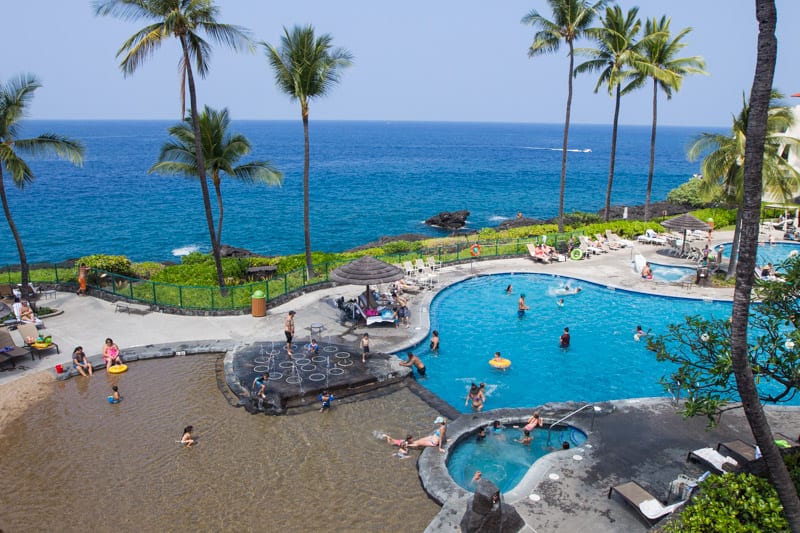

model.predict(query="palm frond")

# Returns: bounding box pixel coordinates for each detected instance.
[14,135,85,166]
[0,146,35,188]
[231,162,283,186]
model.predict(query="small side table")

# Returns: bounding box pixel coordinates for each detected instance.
[309,322,324,339]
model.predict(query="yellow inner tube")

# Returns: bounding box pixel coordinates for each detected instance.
[107,364,128,374]
[31,342,51,349]
[489,358,511,368]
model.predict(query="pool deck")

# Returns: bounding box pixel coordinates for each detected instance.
[3,229,797,531]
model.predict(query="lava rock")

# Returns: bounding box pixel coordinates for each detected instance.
[425,210,470,230]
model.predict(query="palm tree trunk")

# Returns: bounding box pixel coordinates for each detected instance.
[726,208,742,279]
[557,40,575,233]
[180,36,225,291]
[302,103,314,278]
[644,78,658,222]
[736,1,800,528]
[604,85,622,222]
[0,169,29,297]
[213,176,224,247]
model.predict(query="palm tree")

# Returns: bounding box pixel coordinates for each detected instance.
[0,75,84,297]
[263,25,352,278]
[94,0,251,291]
[150,106,283,244]
[734,0,800,526]
[688,91,800,278]
[522,0,605,233]
[575,5,645,222]
[633,17,706,221]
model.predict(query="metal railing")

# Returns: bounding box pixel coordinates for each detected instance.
[546,403,600,445]
[0,231,588,312]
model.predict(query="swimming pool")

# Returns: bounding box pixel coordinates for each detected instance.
[411,273,734,411]
[648,262,695,282]
[721,241,800,268]
[447,424,587,493]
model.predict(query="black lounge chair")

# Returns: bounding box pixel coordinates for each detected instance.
[717,439,758,464]
[0,326,33,368]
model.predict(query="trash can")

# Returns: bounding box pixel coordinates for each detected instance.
[251,290,266,317]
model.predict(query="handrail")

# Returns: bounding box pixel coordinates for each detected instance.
[546,403,598,445]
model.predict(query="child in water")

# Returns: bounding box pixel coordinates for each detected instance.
[181,426,195,447]
[318,390,335,412]
[516,429,532,445]
[429,330,440,355]
[107,385,121,404]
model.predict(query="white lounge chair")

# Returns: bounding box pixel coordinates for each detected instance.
[687,446,738,474]
[608,480,694,527]
[527,243,551,264]
[636,229,667,245]
[606,230,634,247]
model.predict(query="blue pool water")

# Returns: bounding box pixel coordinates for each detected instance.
[412,273,734,411]
[447,425,587,493]
[721,242,800,268]
[649,263,695,282]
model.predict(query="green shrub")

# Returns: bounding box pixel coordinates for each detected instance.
[665,473,788,532]
[690,207,738,229]
[131,262,165,280]
[382,240,420,254]
[79,254,134,277]
[667,176,725,207]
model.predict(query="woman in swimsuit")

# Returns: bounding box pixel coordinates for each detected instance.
[102,338,123,369]
[524,411,543,431]
[465,383,483,411]
[410,417,447,452]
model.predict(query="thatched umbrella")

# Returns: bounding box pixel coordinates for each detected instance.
[330,256,404,309]
[661,213,712,254]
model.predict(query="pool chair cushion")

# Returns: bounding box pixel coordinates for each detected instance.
[687,447,738,474]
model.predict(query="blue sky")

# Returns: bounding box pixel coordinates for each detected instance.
[4,1,799,126]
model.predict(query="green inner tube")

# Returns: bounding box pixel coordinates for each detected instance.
[570,248,583,261]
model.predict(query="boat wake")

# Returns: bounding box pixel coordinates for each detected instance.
[524,147,592,153]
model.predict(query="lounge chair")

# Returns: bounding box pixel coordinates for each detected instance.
[0,326,33,367]
[606,230,634,247]
[352,300,396,327]
[402,261,416,278]
[595,233,621,250]
[426,256,442,272]
[687,446,739,474]
[578,236,603,255]
[608,480,693,527]
[16,323,59,359]
[636,229,668,245]
[527,243,551,264]
[717,439,758,464]
[414,258,428,274]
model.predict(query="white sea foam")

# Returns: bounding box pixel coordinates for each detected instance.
[172,244,200,257]
[489,215,509,222]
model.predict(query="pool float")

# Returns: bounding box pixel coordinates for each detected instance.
[570,248,583,261]
[107,364,128,374]
[470,243,482,257]
[107,396,121,404]
[489,357,511,369]
[31,342,51,349]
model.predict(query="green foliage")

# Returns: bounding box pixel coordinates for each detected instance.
[477,227,498,240]
[131,262,165,280]
[79,254,134,277]
[667,177,725,207]
[181,252,209,265]
[563,211,602,226]
[381,240,422,254]
[690,207,738,228]
[783,451,800,495]
[665,473,788,532]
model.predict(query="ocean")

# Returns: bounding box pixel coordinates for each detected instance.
[0,120,717,266]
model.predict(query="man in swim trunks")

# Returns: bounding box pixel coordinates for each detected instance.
[284,310,296,357]
[399,352,426,376]
[560,327,571,348]
[518,294,530,318]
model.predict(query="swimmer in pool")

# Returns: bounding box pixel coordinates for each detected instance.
[557,298,564,307]
[505,284,512,294]
[518,294,530,318]
[384,434,414,447]
[429,330,440,355]
[559,327,571,348]
[108,385,121,404]
[636,325,647,337]
[524,411,543,431]
[517,429,532,445]
[465,383,484,411]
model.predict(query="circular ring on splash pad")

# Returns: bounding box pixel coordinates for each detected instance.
[253,365,271,373]
[327,367,345,375]
[267,350,280,356]
[338,359,353,367]
[253,357,270,364]
[335,352,352,359]
[300,364,316,372]
[267,372,283,380]
[294,358,311,366]
[323,345,338,353]
[286,376,302,385]
[311,356,327,363]
[283,344,296,352]
[308,373,326,382]
[278,361,295,369]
